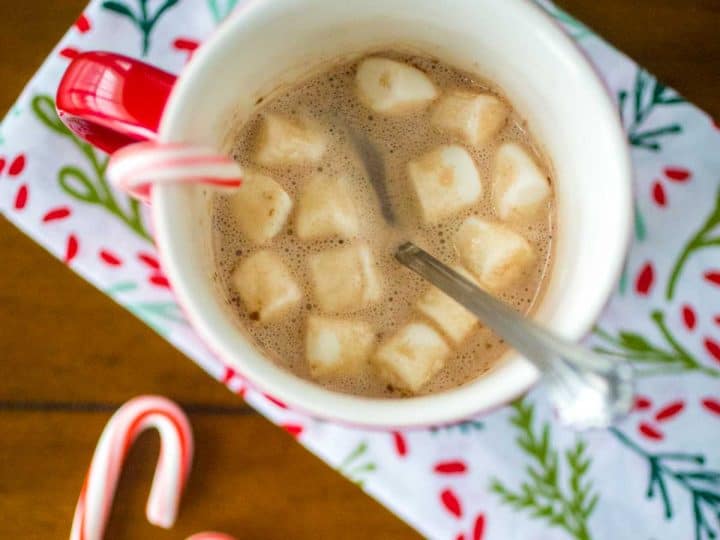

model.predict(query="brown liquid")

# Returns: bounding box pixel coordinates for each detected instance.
[213,52,554,397]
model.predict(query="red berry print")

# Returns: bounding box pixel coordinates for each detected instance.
[0,157,5,175]
[634,395,652,411]
[281,424,304,437]
[64,234,79,264]
[99,249,122,266]
[701,398,720,416]
[455,535,465,540]
[42,206,72,223]
[704,271,720,286]
[651,181,666,206]
[221,366,236,384]
[440,489,463,518]
[655,401,685,421]
[149,274,170,288]
[13,184,28,210]
[264,393,288,409]
[638,422,663,441]
[434,460,468,475]
[75,13,91,33]
[392,432,408,457]
[681,304,697,330]
[138,252,161,269]
[8,154,26,176]
[704,338,720,364]
[714,315,720,327]
[473,514,486,540]
[635,262,655,295]
[173,37,200,61]
[664,167,691,182]
[60,47,81,60]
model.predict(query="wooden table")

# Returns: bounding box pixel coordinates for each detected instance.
[1,2,718,538]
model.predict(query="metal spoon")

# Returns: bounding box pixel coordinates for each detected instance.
[348,128,634,429]
[396,243,634,429]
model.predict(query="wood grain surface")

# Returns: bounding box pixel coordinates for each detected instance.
[1,1,718,539]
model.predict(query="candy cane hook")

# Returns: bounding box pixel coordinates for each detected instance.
[70,396,194,540]
[107,141,243,203]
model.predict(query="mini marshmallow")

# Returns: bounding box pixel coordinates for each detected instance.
[356,57,439,115]
[255,113,327,167]
[232,250,302,323]
[374,322,450,393]
[408,145,482,224]
[416,266,479,344]
[308,242,382,313]
[431,90,508,147]
[306,316,376,378]
[493,142,551,221]
[295,173,359,241]
[228,170,292,244]
[455,217,536,292]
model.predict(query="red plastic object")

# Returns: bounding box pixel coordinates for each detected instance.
[56,52,177,154]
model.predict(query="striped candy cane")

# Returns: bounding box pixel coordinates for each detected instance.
[107,141,243,203]
[70,396,194,540]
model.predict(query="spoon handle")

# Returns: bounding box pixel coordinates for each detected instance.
[395,242,634,429]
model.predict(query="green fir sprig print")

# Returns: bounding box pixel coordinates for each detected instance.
[541,2,592,40]
[612,428,720,540]
[102,0,180,55]
[491,400,598,540]
[594,311,720,378]
[339,441,377,487]
[618,68,685,151]
[31,95,151,242]
[666,186,720,300]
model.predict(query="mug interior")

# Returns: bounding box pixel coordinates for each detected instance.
[152,0,632,427]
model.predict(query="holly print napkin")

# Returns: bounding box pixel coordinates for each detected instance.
[2,1,720,539]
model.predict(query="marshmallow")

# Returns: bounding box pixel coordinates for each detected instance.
[255,113,327,167]
[493,142,551,221]
[308,242,382,313]
[417,266,479,344]
[374,322,450,393]
[455,217,536,292]
[408,145,482,224]
[295,173,359,241]
[431,90,508,147]
[356,57,438,115]
[231,250,302,323]
[227,170,292,244]
[305,316,376,378]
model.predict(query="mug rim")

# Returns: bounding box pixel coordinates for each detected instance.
[151,0,633,428]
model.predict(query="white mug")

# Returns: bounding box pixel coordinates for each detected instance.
[56,0,632,428]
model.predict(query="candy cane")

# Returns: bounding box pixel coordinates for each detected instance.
[70,396,194,540]
[107,141,243,203]
[186,533,237,540]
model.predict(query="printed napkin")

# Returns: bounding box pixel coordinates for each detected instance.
[2,1,720,539]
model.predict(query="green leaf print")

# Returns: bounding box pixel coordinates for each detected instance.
[540,2,592,40]
[666,185,720,300]
[612,428,720,540]
[594,311,720,378]
[339,441,377,487]
[30,95,152,242]
[207,0,239,23]
[618,69,685,152]
[102,0,180,55]
[106,281,186,335]
[430,420,484,435]
[491,400,598,540]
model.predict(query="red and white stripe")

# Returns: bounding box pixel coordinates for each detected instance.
[70,396,194,540]
[185,533,237,540]
[107,141,243,202]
